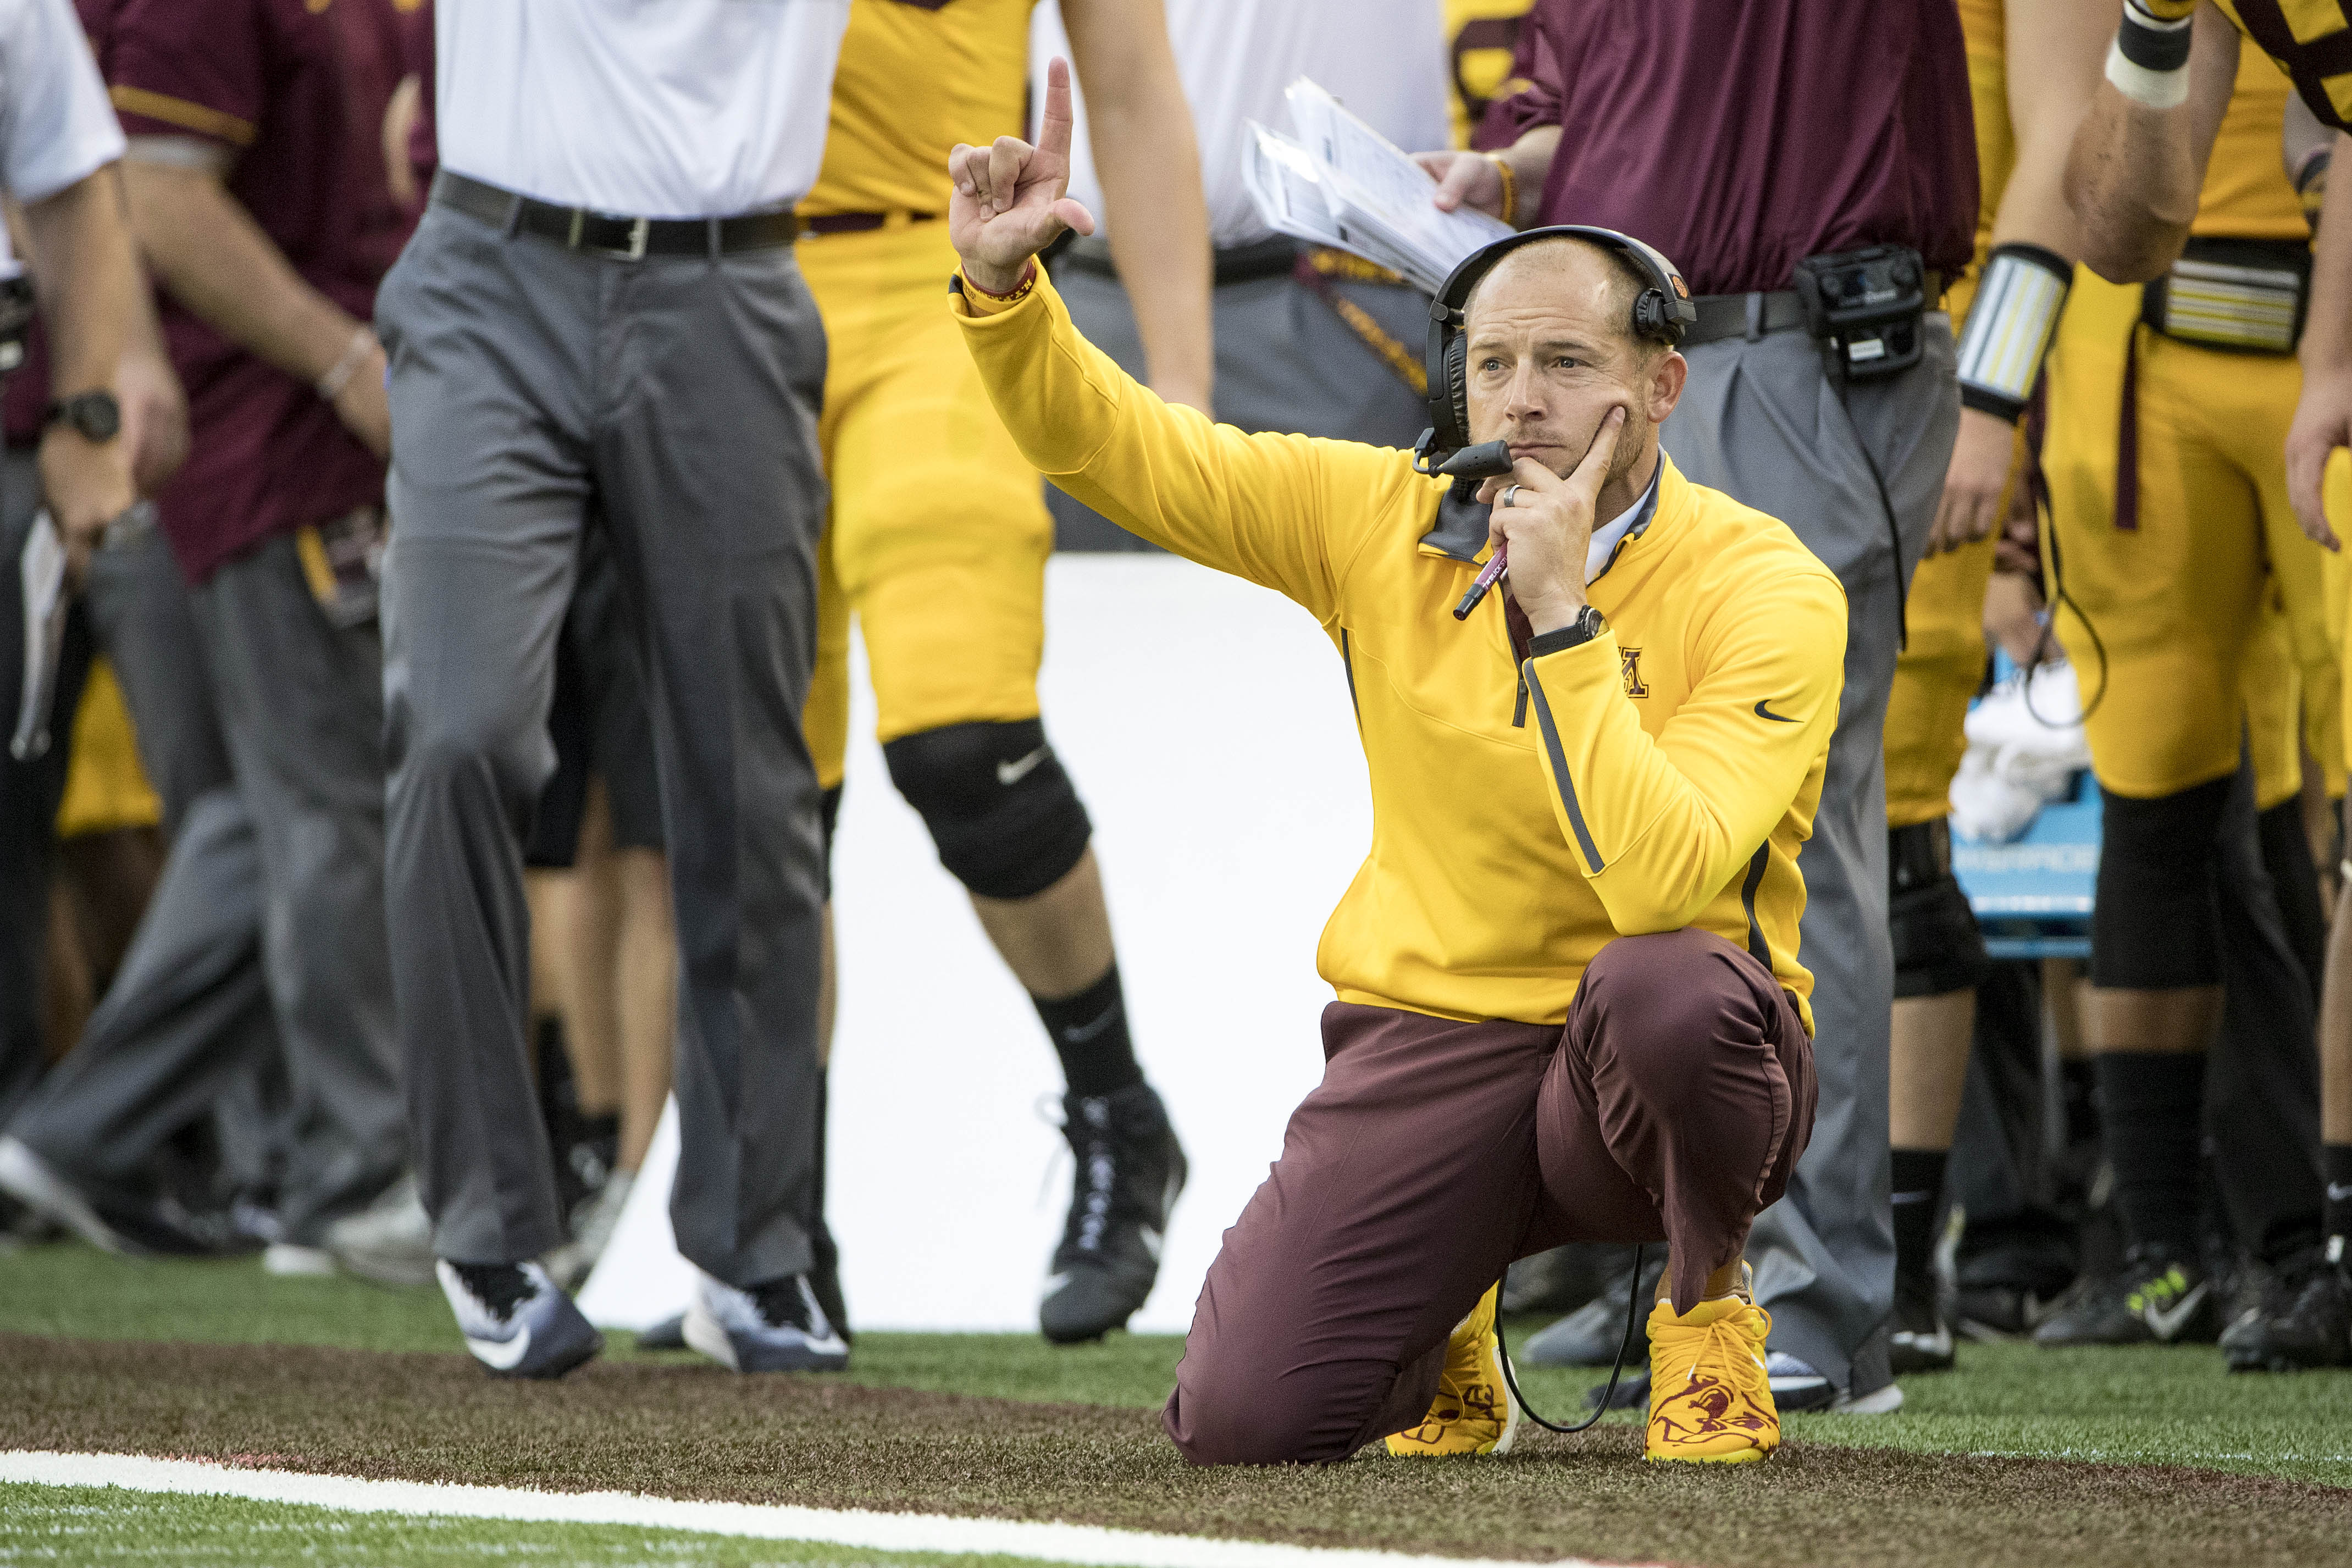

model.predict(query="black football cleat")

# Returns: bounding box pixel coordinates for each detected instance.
[2033,1246,2215,1347]
[1889,1262,1956,1374]
[2220,1245,2352,1372]
[1039,1083,1186,1344]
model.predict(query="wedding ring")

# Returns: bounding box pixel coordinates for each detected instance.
[1501,485,1521,508]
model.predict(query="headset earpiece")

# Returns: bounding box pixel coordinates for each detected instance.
[1444,333,1470,448]
[1632,290,1667,340]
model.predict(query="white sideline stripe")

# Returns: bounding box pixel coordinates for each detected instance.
[1,1452,1604,1568]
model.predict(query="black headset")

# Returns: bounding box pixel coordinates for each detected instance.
[1413,225,1696,477]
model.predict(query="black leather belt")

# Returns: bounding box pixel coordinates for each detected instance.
[1683,275,1946,348]
[803,210,938,236]
[1683,290,1812,347]
[431,169,800,259]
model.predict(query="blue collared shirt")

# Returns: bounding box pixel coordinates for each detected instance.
[1584,463,1663,585]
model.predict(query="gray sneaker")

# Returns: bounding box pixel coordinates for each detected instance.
[325,1173,436,1287]
[684,1271,850,1372]
[437,1259,603,1379]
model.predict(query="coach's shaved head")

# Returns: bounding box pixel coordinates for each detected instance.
[1466,237,1659,364]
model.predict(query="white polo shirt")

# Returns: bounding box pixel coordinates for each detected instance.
[436,0,851,220]
[0,0,126,276]
[1032,0,1451,250]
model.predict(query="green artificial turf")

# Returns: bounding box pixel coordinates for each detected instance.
[1503,1327,2352,1490]
[4,1244,2349,1491]
[0,1245,1187,1405]
[0,1482,1083,1568]
[13,1334,2352,1568]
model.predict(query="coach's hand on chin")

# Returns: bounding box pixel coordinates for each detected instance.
[949,56,1094,298]
[1475,407,1626,635]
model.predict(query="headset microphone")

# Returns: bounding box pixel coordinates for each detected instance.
[1431,438,1514,480]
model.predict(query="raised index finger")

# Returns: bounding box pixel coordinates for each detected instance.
[1568,407,1628,498]
[1038,55,1075,164]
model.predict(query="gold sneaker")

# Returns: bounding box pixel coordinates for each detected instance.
[1387,1283,1519,1457]
[1645,1269,1778,1465]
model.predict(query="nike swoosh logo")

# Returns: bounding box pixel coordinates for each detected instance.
[2329,1183,2352,1203]
[1061,1005,1121,1045]
[465,1325,531,1371]
[1753,700,1800,724]
[997,745,1052,786]
[2141,1281,2208,1340]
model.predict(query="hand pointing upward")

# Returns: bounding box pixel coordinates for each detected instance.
[949,56,1098,296]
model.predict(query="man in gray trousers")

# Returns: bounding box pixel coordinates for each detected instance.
[1,0,413,1266]
[0,520,290,1255]
[1418,0,1976,1410]
[378,0,852,1378]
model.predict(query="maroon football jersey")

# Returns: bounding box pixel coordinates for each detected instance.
[1479,0,1977,300]
[108,0,414,582]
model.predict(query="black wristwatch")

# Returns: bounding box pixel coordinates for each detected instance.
[45,389,121,443]
[1526,605,1608,657]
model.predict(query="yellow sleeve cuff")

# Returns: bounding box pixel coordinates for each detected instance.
[1524,629,1622,701]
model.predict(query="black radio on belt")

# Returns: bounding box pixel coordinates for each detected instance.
[0,274,35,380]
[1792,245,1928,382]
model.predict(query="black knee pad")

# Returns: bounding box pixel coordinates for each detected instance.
[882,718,1092,900]
[1889,820,1989,999]
[2089,776,2233,989]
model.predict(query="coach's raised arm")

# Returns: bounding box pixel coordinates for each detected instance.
[949,60,1853,1472]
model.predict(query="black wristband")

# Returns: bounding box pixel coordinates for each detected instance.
[1958,383,2026,423]
[2117,1,2193,73]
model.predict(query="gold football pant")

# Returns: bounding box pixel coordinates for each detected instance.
[54,658,162,838]
[2040,270,2337,803]
[798,220,1055,792]
[2327,453,2352,802]
[1884,539,1996,831]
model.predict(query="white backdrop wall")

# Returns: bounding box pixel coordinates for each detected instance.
[583,553,1373,1334]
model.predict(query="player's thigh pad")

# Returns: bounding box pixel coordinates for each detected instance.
[882,718,1091,901]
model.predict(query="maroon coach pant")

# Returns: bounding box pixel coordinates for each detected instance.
[1163,928,1814,1465]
